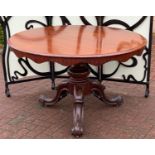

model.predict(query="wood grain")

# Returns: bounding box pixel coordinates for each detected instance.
[8,25,146,66]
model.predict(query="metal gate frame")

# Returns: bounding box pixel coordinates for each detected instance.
[0,16,153,97]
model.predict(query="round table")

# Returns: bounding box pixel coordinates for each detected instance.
[8,25,146,137]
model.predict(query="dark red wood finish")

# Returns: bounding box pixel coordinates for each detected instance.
[8,25,147,137]
[8,25,146,66]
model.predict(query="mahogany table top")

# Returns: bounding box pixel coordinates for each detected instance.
[8,25,146,66]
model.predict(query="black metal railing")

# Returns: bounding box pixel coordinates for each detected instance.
[0,16,153,98]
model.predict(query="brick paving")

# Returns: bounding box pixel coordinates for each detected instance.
[0,38,155,139]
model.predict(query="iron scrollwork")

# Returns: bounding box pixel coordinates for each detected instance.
[10,17,51,81]
[100,17,151,85]
[0,16,153,97]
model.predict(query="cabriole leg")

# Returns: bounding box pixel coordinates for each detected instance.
[92,82,123,106]
[39,82,68,107]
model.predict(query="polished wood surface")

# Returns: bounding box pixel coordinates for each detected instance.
[8,25,146,66]
[8,25,147,137]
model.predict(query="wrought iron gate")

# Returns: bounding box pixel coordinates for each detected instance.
[0,16,153,97]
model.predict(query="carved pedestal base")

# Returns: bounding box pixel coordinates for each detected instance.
[39,63,123,137]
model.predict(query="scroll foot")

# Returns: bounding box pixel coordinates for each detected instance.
[39,82,68,107]
[92,82,123,106]
[71,102,84,137]
[39,95,56,107]
[102,95,123,106]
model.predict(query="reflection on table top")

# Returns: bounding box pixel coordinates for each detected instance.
[8,25,146,58]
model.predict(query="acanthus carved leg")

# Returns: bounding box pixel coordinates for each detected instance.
[39,63,124,137]
[39,82,69,107]
[71,86,84,137]
[91,82,123,106]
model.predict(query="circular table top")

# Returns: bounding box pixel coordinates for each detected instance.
[8,25,147,66]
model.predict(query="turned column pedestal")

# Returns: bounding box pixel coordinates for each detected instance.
[39,63,123,137]
[8,25,146,137]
